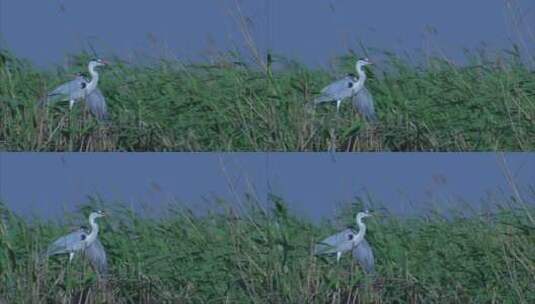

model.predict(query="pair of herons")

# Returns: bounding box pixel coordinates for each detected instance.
[40,59,110,122]
[41,58,377,123]
[44,210,374,279]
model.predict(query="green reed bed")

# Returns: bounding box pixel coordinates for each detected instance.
[1,49,534,151]
[0,198,533,303]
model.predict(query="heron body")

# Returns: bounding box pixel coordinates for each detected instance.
[314,75,361,112]
[314,228,360,262]
[45,77,90,108]
[313,58,373,114]
[352,86,377,123]
[75,75,110,121]
[85,88,109,121]
[42,59,107,110]
[46,211,105,264]
[352,238,375,274]
[315,211,374,274]
[83,235,108,277]
[46,228,94,262]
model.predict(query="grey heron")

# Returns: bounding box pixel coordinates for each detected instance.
[41,59,108,111]
[314,211,374,274]
[46,210,107,276]
[312,58,377,122]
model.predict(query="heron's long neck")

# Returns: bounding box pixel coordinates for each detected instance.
[355,217,367,243]
[355,65,367,90]
[85,217,99,245]
[86,65,100,93]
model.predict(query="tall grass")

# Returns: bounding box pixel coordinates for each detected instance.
[1,196,534,303]
[1,47,534,151]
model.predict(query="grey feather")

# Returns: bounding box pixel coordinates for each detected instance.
[314,228,357,256]
[42,78,87,105]
[46,227,108,277]
[83,237,108,277]
[85,88,109,122]
[351,86,377,123]
[45,75,110,122]
[314,76,356,105]
[352,238,375,274]
[46,228,88,256]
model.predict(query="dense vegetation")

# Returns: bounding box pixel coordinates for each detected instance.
[1,196,534,303]
[1,49,534,151]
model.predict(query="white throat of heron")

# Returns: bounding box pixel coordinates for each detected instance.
[354,62,367,93]
[354,213,367,246]
[85,62,100,94]
[85,213,100,245]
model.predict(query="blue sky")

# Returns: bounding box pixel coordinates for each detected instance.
[1,153,533,221]
[1,0,533,67]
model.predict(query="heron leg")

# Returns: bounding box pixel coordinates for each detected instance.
[336,100,341,113]
[68,252,74,263]
[69,99,75,110]
[336,251,342,263]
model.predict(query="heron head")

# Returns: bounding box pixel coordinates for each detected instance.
[355,58,372,74]
[357,58,373,66]
[89,58,109,69]
[356,210,372,223]
[91,210,106,219]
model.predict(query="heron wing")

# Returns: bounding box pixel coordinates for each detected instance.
[314,228,356,255]
[314,76,355,104]
[46,228,87,256]
[85,88,109,121]
[352,238,375,274]
[83,237,108,276]
[351,86,377,123]
[45,77,86,103]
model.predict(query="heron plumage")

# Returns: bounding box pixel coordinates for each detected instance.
[352,238,375,274]
[352,86,378,123]
[314,76,358,105]
[314,228,358,256]
[46,228,89,256]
